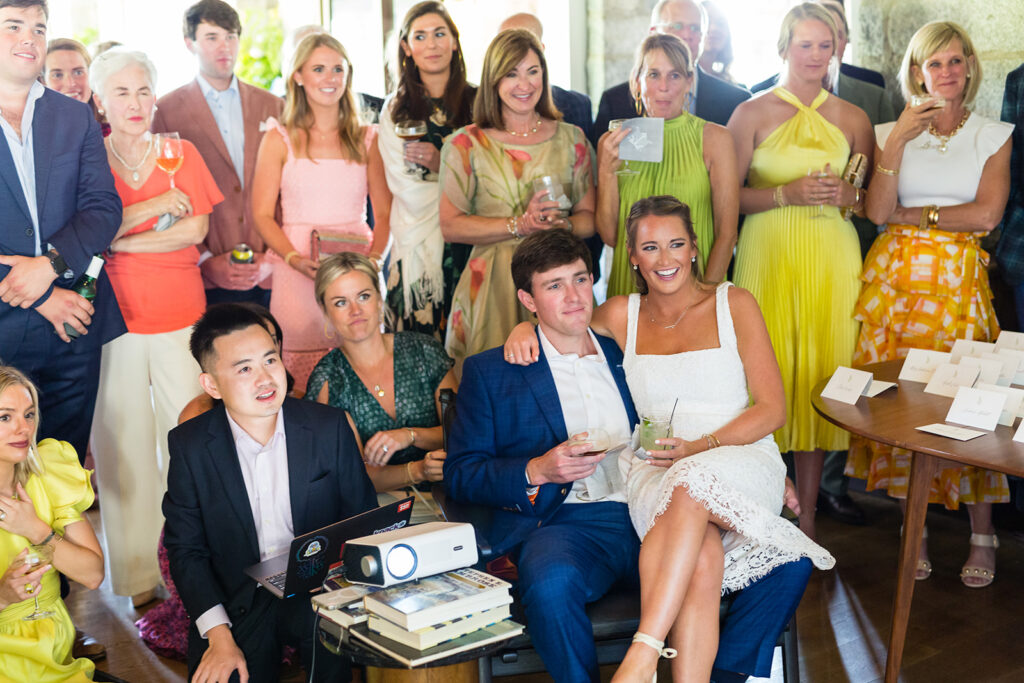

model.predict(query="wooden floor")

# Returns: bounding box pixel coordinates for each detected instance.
[70,492,1024,682]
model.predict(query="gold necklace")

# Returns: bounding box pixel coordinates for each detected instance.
[926,110,970,153]
[645,293,697,329]
[505,116,541,137]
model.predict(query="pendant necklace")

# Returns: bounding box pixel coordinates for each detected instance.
[506,117,541,137]
[108,135,153,182]
[645,294,696,329]
[926,110,970,153]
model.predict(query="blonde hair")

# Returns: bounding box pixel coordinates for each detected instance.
[777,3,838,88]
[314,253,394,329]
[283,33,366,163]
[899,21,981,106]
[629,33,695,113]
[473,29,561,129]
[0,367,43,490]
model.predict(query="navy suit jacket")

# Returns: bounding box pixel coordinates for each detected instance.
[444,332,638,557]
[996,63,1024,286]
[0,89,124,357]
[163,398,377,630]
[594,66,751,136]
[552,85,595,148]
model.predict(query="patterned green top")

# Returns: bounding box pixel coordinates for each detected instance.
[305,332,453,465]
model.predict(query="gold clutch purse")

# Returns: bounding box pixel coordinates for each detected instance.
[310,229,371,261]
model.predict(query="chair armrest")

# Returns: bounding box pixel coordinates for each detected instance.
[432,482,495,562]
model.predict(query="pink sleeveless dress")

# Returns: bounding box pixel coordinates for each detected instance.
[264,118,375,391]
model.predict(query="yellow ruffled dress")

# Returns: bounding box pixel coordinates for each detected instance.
[0,439,95,683]
[733,88,862,452]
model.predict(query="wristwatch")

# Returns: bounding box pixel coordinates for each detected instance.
[44,248,68,277]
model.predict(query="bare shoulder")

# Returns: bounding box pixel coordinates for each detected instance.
[703,121,736,151]
[595,294,630,339]
[725,285,765,322]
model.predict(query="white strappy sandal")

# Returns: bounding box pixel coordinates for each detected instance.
[630,631,677,683]
[960,533,999,588]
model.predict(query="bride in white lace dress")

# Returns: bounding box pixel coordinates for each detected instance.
[506,195,835,682]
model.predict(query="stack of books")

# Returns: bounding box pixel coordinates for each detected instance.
[317,567,523,667]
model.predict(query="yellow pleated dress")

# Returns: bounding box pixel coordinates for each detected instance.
[733,88,861,452]
[0,440,95,683]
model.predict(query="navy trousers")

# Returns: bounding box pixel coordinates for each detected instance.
[514,501,640,683]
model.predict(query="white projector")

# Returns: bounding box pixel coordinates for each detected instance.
[342,521,477,586]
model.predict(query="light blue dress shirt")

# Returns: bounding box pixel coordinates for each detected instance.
[197,74,245,188]
[0,80,45,255]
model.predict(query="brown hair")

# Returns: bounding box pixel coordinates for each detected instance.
[0,0,47,18]
[511,229,593,295]
[473,29,561,129]
[629,33,695,114]
[625,195,702,294]
[0,366,43,489]
[45,38,90,69]
[283,33,366,163]
[391,1,473,129]
[183,0,241,40]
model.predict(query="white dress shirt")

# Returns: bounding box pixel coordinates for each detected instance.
[0,80,45,255]
[195,409,294,637]
[538,327,631,504]
[197,74,245,187]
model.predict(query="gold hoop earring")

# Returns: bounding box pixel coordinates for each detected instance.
[634,94,643,117]
[323,320,336,340]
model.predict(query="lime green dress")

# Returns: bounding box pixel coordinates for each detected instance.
[0,440,95,683]
[607,113,714,297]
[733,88,861,452]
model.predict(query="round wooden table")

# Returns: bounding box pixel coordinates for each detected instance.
[812,359,1024,682]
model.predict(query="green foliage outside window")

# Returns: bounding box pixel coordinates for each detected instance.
[237,7,283,91]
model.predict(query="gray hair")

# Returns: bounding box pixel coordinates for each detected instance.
[89,47,158,100]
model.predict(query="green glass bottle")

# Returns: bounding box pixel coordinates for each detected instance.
[64,255,104,339]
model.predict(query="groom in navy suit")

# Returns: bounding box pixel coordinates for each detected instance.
[0,0,124,459]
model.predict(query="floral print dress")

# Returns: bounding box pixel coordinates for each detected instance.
[440,122,593,371]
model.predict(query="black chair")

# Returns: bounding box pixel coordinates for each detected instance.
[436,389,801,683]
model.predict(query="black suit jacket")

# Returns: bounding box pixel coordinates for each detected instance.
[163,398,377,630]
[552,85,595,147]
[594,66,751,136]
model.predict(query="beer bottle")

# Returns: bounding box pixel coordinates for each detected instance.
[64,255,104,339]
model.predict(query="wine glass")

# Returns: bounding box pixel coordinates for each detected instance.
[155,132,184,189]
[807,167,830,219]
[608,119,640,177]
[395,120,428,175]
[21,543,55,621]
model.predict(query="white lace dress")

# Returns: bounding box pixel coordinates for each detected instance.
[620,283,835,592]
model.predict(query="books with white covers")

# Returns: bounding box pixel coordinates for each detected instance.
[368,604,512,650]
[348,619,524,668]
[311,578,384,628]
[363,567,512,632]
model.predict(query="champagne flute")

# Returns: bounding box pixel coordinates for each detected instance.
[807,167,830,219]
[395,120,428,176]
[608,119,639,177]
[21,543,55,621]
[155,132,184,189]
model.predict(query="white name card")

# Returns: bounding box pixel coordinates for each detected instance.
[820,367,873,404]
[899,349,951,383]
[982,352,1016,386]
[958,356,1004,387]
[950,339,997,363]
[864,380,897,397]
[917,423,986,441]
[997,348,1024,386]
[945,386,1006,431]
[923,363,980,398]
[995,331,1024,352]
[1013,419,1024,443]
[974,383,1024,426]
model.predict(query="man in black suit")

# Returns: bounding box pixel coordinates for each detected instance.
[163,304,377,683]
[594,0,750,136]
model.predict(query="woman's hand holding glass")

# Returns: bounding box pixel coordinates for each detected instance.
[597,126,630,177]
[640,436,700,468]
[890,97,943,146]
[0,548,50,610]
[402,141,441,175]
[782,166,841,208]
[518,189,566,236]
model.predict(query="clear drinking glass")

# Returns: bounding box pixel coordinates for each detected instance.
[568,428,612,456]
[639,413,673,452]
[21,543,55,621]
[531,175,570,221]
[395,120,428,175]
[608,119,639,176]
[155,132,184,189]
[807,167,830,219]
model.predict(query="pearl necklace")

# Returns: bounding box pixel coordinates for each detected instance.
[926,110,970,153]
[108,135,153,182]
[505,117,541,137]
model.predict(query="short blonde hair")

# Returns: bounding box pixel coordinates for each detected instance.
[473,29,561,129]
[899,21,981,105]
[313,253,394,329]
[777,2,837,60]
[0,367,43,489]
[629,33,695,111]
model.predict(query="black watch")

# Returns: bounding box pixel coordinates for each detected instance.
[45,248,68,277]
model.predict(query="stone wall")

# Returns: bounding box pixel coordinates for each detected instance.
[851,0,1024,119]
[587,0,657,98]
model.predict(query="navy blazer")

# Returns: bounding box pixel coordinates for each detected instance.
[552,85,595,148]
[444,332,638,557]
[594,66,751,136]
[996,63,1024,286]
[163,398,377,628]
[0,89,124,356]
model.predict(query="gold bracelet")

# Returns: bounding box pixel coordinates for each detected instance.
[506,215,521,239]
[919,206,931,230]
[406,427,416,447]
[283,250,299,266]
[701,433,720,450]
[928,206,940,229]
[875,163,899,176]
[773,185,787,208]
[405,461,416,486]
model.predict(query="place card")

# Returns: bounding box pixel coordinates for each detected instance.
[923,363,980,398]
[997,348,1024,386]
[945,386,1007,431]
[916,423,986,441]
[899,349,951,383]
[974,383,1024,426]
[1013,420,1024,443]
[958,356,1003,387]
[982,352,1016,386]
[950,339,996,363]
[820,367,873,404]
[995,331,1024,352]
[618,117,664,163]
[863,380,897,397]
